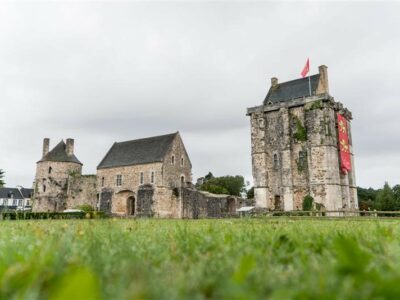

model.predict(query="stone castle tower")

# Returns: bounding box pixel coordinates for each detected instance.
[33,138,84,212]
[247,65,358,211]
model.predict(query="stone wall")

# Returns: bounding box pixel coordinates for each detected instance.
[162,133,192,187]
[136,185,155,217]
[66,175,97,210]
[33,161,82,212]
[97,162,163,195]
[181,188,240,219]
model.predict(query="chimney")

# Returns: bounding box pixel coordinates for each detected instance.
[316,65,329,94]
[271,77,278,87]
[66,138,74,156]
[42,138,50,158]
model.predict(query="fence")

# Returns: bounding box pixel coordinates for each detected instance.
[233,210,400,219]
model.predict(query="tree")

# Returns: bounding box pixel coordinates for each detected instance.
[246,187,254,199]
[376,182,396,211]
[357,186,379,210]
[198,173,246,197]
[0,169,4,187]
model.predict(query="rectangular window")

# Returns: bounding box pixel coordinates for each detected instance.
[181,157,184,167]
[140,172,144,185]
[101,177,105,187]
[13,199,17,206]
[4,199,8,206]
[18,199,22,206]
[116,175,122,186]
[171,155,175,165]
[150,171,155,184]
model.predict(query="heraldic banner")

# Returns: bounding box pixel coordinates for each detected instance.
[337,113,351,173]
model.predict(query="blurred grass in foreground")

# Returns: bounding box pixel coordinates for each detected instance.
[1,218,400,299]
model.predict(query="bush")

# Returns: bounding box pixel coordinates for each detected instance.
[0,211,107,220]
[75,204,95,213]
[302,195,314,211]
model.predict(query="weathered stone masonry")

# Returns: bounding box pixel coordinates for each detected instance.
[247,65,358,211]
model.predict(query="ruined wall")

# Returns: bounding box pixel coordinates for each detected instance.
[153,186,181,218]
[33,161,82,212]
[136,185,154,217]
[66,175,97,209]
[181,188,239,219]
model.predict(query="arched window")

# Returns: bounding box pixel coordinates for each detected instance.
[181,157,184,167]
[181,175,185,186]
[101,177,105,187]
[150,171,155,184]
[48,167,52,174]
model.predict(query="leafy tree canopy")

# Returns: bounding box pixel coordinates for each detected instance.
[197,173,247,197]
[246,186,254,199]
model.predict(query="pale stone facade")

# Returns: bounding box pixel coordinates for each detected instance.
[247,65,358,211]
[97,132,192,217]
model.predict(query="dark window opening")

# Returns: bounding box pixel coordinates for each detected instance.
[273,154,279,170]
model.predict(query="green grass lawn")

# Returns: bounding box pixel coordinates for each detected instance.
[1,218,400,299]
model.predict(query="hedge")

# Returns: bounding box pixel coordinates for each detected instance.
[0,211,107,220]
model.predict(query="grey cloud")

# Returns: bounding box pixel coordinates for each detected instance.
[1,1,399,189]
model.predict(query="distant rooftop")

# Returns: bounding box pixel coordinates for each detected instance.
[0,187,33,199]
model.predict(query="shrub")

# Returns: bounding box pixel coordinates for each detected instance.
[302,195,314,211]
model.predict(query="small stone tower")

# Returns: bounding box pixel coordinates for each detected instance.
[32,138,83,212]
[247,65,358,211]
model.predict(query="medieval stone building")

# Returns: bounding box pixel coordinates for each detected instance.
[32,133,241,217]
[97,132,192,217]
[247,65,358,211]
[33,138,97,212]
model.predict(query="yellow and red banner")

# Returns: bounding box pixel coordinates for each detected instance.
[337,113,351,174]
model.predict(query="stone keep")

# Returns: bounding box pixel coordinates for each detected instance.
[247,65,358,211]
[32,138,97,212]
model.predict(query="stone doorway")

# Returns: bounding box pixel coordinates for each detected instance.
[274,195,282,210]
[127,196,135,216]
[227,198,236,213]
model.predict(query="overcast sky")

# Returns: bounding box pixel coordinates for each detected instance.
[1,1,399,189]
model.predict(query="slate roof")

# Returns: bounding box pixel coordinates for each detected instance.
[0,187,33,199]
[38,140,82,165]
[264,74,320,105]
[97,132,178,169]
[20,188,33,198]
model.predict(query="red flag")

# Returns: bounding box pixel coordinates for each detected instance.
[337,113,351,174]
[301,58,310,78]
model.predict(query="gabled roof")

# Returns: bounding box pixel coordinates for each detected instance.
[264,74,320,105]
[97,132,178,169]
[38,140,82,165]
[0,187,33,199]
[20,188,33,198]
